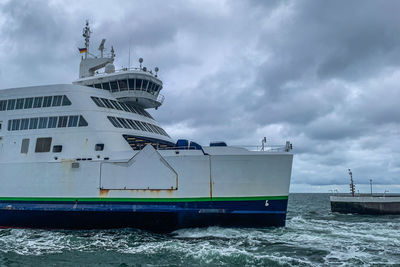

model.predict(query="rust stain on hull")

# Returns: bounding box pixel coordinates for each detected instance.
[99,189,110,197]
[99,188,177,198]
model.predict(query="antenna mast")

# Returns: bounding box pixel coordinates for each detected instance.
[349,169,355,197]
[128,39,131,69]
[82,20,91,59]
[99,39,106,58]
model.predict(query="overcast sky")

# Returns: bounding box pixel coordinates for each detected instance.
[1,0,400,193]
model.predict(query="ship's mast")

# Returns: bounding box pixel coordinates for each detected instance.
[82,20,91,59]
[349,169,355,197]
[78,21,114,78]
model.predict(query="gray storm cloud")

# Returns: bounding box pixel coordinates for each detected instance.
[0,0,399,192]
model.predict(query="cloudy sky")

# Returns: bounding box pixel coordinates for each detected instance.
[1,0,400,192]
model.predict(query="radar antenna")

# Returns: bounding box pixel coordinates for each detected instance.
[82,20,91,59]
[98,39,106,58]
[111,46,115,59]
[139,58,143,69]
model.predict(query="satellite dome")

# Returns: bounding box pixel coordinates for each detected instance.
[105,63,115,73]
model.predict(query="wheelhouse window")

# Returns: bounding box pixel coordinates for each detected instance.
[128,79,135,89]
[118,80,128,91]
[147,82,153,94]
[135,79,142,90]
[142,80,149,91]
[110,81,118,92]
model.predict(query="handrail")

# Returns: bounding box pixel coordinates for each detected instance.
[235,145,288,152]
[157,144,288,152]
[157,94,165,104]
[93,66,160,78]
[112,89,165,104]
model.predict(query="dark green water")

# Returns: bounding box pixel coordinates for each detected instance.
[0,194,399,266]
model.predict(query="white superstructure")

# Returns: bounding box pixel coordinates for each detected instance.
[0,22,293,231]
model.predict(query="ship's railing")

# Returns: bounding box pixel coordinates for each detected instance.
[112,89,164,105]
[159,145,289,152]
[158,146,202,151]
[330,192,400,197]
[94,66,159,78]
[239,145,289,152]
[157,94,165,104]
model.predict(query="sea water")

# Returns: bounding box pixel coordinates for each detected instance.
[0,194,399,266]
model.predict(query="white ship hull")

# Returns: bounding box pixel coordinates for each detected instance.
[0,145,292,231]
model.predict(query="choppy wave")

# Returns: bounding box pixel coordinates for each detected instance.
[0,194,399,266]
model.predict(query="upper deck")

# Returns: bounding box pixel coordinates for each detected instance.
[73,67,164,109]
[74,21,164,109]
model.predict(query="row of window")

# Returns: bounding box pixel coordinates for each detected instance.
[8,115,88,131]
[123,135,174,151]
[20,137,104,154]
[87,78,161,96]
[0,95,71,111]
[91,96,153,119]
[107,116,169,137]
[20,137,60,153]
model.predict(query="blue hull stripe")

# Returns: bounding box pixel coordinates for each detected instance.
[0,199,288,231]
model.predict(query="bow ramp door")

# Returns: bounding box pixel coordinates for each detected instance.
[100,144,178,190]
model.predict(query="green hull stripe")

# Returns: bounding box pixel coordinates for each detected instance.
[0,196,288,202]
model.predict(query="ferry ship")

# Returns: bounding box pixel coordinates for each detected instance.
[0,22,293,231]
